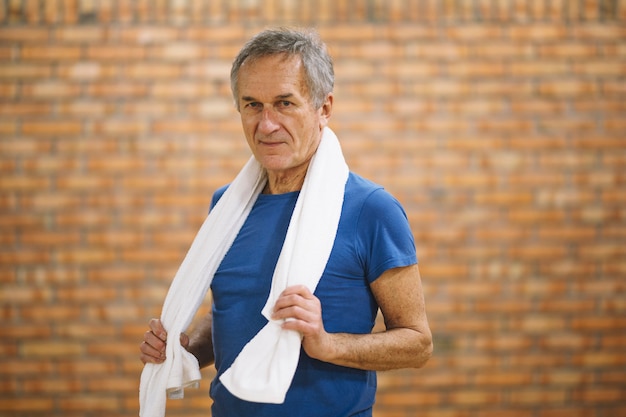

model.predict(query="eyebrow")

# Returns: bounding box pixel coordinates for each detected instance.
[241,93,295,102]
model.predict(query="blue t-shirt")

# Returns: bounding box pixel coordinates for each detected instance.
[209,172,417,417]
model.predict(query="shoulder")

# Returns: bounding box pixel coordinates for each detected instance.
[342,173,416,282]
[344,172,408,220]
[210,184,230,209]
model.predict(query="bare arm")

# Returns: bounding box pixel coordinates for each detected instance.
[273,264,432,370]
[186,312,215,368]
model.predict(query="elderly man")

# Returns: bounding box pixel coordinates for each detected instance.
[140,27,432,417]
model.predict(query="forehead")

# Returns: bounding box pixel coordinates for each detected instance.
[237,54,308,99]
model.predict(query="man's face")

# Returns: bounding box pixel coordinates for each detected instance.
[236,54,332,178]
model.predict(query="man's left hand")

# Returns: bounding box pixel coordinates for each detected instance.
[271,285,335,362]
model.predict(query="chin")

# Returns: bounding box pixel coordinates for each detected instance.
[258,156,290,171]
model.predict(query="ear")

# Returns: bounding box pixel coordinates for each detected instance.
[318,93,333,129]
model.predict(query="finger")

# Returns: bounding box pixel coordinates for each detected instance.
[148,318,167,342]
[144,329,166,351]
[272,303,319,324]
[180,333,189,349]
[139,340,166,364]
[280,285,313,298]
[273,291,320,314]
[280,311,322,335]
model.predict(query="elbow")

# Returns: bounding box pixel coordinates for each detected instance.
[411,330,433,369]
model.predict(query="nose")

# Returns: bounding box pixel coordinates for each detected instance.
[258,108,280,135]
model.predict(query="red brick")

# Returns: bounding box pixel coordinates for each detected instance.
[540,369,593,386]
[537,226,596,241]
[0,63,52,78]
[603,80,626,96]
[55,26,105,43]
[572,23,626,40]
[20,230,81,246]
[21,46,82,60]
[539,42,599,58]
[0,250,51,265]
[0,398,54,412]
[470,334,534,351]
[573,387,624,403]
[86,45,146,60]
[448,389,502,406]
[22,377,82,394]
[538,79,599,97]
[149,42,205,61]
[94,119,145,135]
[510,60,571,76]
[56,359,118,375]
[540,333,595,350]
[0,102,51,115]
[508,208,567,223]
[85,82,149,97]
[119,100,177,116]
[87,304,147,322]
[22,81,82,98]
[509,388,568,405]
[55,248,117,265]
[117,26,179,43]
[575,60,625,76]
[56,174,113,191]
[474,371,533,386]
[152,229,198,247]
[538,408,596,417]
[575,352,626,367]
[21,120,82,136]
[21,305,81,321]
[446,24,502,40]
[0,324,51,338]
[56,323,117,339]
[87,341,142,357]
[21,341,84,357]
[152,119,213,134]
[474,299,534,314]
[0,175,49,191]
[121,248,186,264]
[57,395,121,412]
[122,63,182,79]
[20,192,82,211]
[57,100,112,116]
[22,155,82,173]
[0,28,49,42]
[377,390,442,407]
[471,42,533,58]
[509,24,568,40]
[56,62,116,79]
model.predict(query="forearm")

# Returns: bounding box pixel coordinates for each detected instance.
[322,265,433,371]
[187,313,215,368]
[320,327,432,371]
[275,266,433,372]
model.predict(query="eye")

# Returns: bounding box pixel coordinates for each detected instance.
[279,100,293,108]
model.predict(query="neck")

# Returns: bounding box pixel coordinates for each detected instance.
[264,167,308,194]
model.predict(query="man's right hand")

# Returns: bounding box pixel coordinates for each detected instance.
[139,318,189,364]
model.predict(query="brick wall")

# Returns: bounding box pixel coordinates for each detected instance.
[1,1,625,416]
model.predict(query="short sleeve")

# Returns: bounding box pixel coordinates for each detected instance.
[356,189,417,283]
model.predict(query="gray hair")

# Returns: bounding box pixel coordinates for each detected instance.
[230,27,334,110]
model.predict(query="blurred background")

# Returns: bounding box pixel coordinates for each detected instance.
[1,1,625,416]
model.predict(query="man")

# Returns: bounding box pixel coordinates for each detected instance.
[140,27,432,417]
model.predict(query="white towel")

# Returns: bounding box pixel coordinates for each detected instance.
[139,127,349,416]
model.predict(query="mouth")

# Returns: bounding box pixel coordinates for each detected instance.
[257,137,286,147]
[260,141,284,147]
